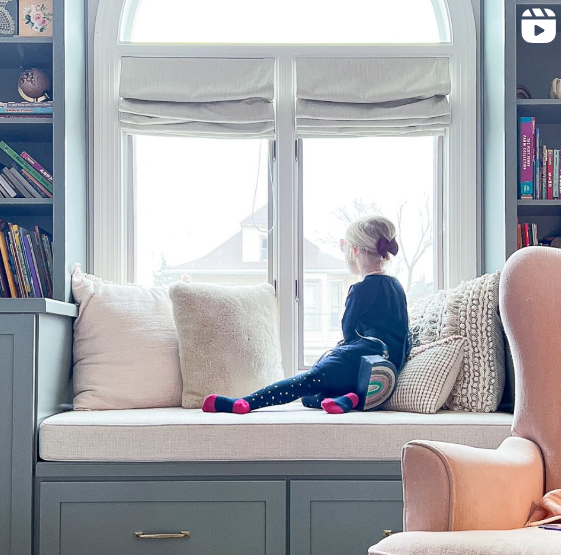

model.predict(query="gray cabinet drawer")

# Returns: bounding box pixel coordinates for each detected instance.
[290,481,403,555]
[40,481,286,555]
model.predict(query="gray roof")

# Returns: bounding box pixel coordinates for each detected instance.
[240,205,267,227]
[170,232,346,271]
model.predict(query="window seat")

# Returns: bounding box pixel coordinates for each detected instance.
[39,402,513,462]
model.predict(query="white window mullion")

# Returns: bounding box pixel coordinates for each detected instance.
[276,55,298,377]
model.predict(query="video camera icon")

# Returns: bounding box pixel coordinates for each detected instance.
[522,8,557,43]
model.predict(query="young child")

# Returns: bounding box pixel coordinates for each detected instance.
[203,214,410,415]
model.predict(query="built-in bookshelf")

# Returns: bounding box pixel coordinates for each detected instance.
[0,0,87,304]
[483,0,561,271]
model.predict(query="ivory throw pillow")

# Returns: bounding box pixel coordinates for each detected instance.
[72,268,182,410]
[382,336,465,414]
[169,281,284,409]
[409,272,506,412]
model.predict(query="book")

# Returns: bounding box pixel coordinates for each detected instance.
[0,141,53,195]
[0,106,53,115]
[0,221,54,298]
[0,227,17,297]
[0,174,18,198]
[2,167,29,198]
[21,151,53,184]
[547,150,554,200]
[2,167,31,198]
[0,102,53,108]
[23,233,42,297]
[535,128,541,199]
[30,229,51,298]
[11,225,32,296]
[541,145,547,199]
[8,167,40,198]
[19,167,52,198]
[519,117,535,198]
[554,150,559,199]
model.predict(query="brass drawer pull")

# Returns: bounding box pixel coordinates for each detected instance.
[135,531,191,540]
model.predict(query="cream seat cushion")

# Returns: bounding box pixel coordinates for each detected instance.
[370,527,561,555]
[39,402,513,462]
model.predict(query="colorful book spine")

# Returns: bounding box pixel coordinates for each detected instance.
[30,230,50,298]
[0,228,16,298]
[0,141,53,194]
[0,106,53,114]
[535,128,541,199]
[0,102,53,108]
[23,234,42,297]
[554,150,559,199]
[519,117,535,198]
[547,150,554,200]
[541,145,547,199]
[21,151,53,184]
[11,165,49,199]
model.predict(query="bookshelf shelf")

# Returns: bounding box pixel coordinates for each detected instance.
[517,0,561,4]
[0,37,53,44]
[0,198,52,205]
[0,42,52,69]
[518,200,561,216]
[0,297,77,316]
[0,118,53,142]
[517,100,561,123]
[518,200,561,206]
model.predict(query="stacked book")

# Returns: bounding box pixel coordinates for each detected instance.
[0,141,53,199]
[0,101,53,118]
[517,222,539,249]
[0,220,53,299]
[519,117,561,200]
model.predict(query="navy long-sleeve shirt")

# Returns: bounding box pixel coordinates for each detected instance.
[341,275,410,370]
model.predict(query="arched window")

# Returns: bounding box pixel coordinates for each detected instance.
[93,0,476,372]
[125,0,449,44]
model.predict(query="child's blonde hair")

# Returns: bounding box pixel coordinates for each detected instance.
[346,215,399,261]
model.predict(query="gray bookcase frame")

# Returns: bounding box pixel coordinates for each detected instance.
[483,0,561,271]
[0,0,87,305]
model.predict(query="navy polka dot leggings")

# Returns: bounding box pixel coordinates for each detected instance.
[244,346,361,411]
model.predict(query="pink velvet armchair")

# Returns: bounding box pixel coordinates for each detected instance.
[371,247,561,555]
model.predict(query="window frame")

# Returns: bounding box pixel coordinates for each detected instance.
[303,281,321,332]
[329,281,343,331]
[93,0,477,376]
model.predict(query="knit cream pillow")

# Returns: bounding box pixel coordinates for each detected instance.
[383,336,465,414]
[169,281,284,409]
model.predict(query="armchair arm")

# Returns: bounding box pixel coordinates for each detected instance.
[402,436,544,532]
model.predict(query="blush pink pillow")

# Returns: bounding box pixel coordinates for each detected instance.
[72,268,182,410]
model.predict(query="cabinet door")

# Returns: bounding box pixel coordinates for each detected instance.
[0,314,36,555]
[40,480,286,555]
[290,480,403,555]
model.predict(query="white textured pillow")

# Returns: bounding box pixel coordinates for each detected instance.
[169,281,284,409]
[72,268,182,410]
[383,336,465,414]
[409,272,506,412]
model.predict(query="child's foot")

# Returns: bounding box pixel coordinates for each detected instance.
[202,394,250,414]
[321,393,359,414]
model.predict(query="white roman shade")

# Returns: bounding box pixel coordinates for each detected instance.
[119,57,275,138]
[296,58,451,137]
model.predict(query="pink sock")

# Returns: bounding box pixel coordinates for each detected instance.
[321,393,359,414]
[202,394,218,413]
[232,399,250,414]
